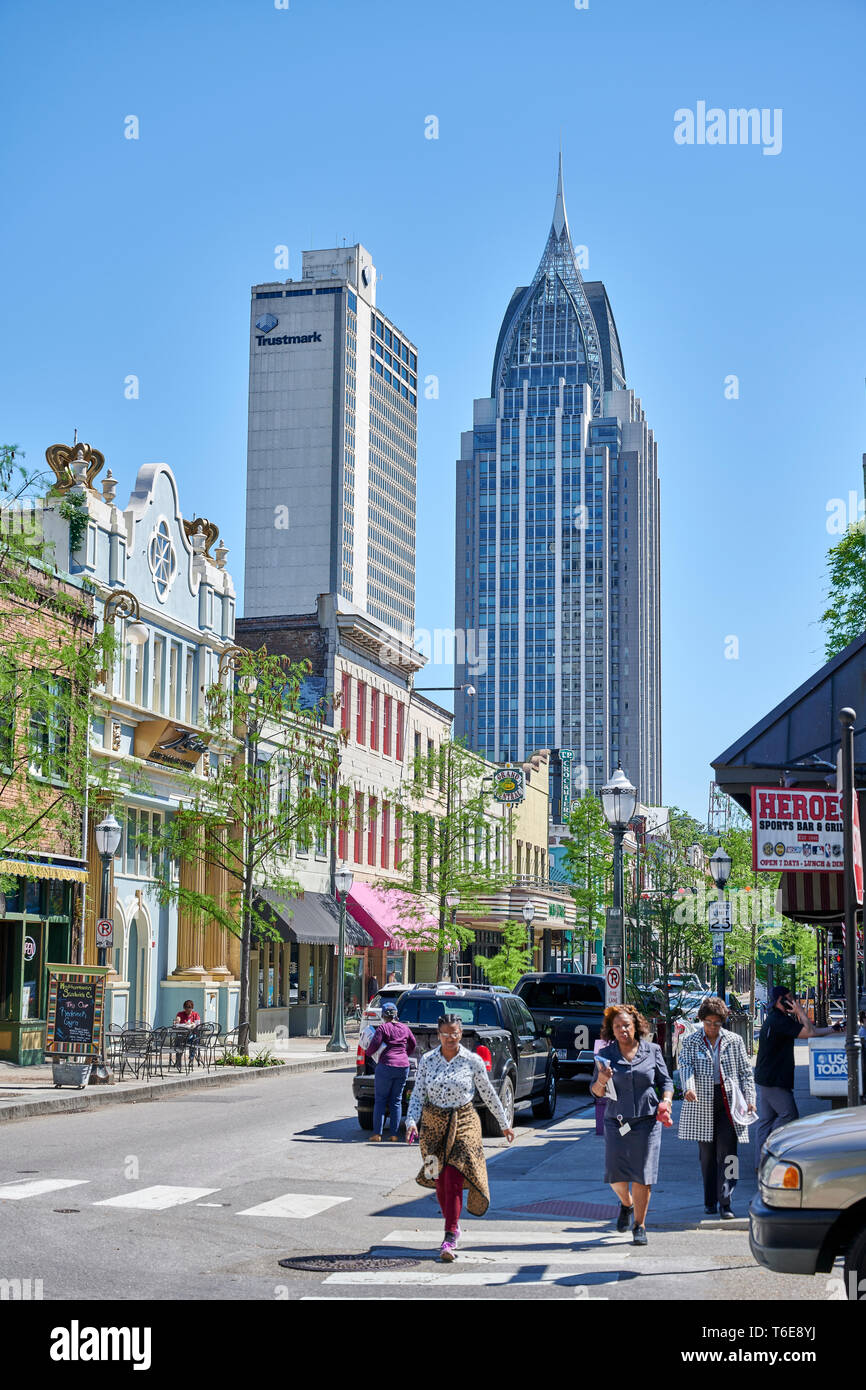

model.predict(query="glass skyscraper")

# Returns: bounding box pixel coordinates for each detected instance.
[454,162,661,805]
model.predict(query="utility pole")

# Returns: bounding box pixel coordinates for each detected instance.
[839,707,862,1108]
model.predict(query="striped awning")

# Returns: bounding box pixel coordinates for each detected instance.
[0,857,88,883]
[779,870,844,925]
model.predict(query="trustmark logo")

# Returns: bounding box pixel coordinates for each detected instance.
[255,313,279,333]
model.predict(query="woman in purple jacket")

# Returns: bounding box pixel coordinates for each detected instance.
[369,1003,417,1142]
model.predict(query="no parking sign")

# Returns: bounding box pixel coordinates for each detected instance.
[605,964,622,1007]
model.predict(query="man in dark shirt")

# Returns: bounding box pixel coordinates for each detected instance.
[754,986,839,1163]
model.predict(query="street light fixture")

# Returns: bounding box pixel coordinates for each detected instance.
[94,813,122,967]
[522,899,537,964]
[104,590,148,646]
[709,844,732,999]
[601,765,637,967]
[327,865,354,1053]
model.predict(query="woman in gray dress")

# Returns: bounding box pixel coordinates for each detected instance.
[591,1004,674,1246]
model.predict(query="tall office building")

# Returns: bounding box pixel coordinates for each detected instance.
[244,244,418,633]
[454,162,661,804]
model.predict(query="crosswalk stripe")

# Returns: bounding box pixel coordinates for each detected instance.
[0,1178,88,1200]
[325,1269,622,1287]
[379,1229,626,1247]
[94,1185,219,1210]
[237,1193,352,1219]
[371,1247,719,1270]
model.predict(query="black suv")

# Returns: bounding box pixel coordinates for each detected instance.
[352,985,558,1134]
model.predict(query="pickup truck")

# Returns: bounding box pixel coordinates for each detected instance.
[352,985,558,1135]
[514,972,668,1083]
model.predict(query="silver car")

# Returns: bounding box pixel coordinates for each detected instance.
[749,1106,866,1300]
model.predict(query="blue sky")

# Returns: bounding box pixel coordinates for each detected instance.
[3,0,865,822]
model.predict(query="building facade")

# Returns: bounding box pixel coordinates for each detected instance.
[244,244,418,633]
[41,442,241,1033]
[454,160,661,805]
[0,560,95,1064]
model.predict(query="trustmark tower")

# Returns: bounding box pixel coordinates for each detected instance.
[244,244,419,632]
[455,162,661,802]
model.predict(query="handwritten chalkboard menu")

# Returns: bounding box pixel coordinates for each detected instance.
[45,965,109,1059]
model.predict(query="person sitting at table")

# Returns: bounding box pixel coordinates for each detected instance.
[173,1000,200,1069]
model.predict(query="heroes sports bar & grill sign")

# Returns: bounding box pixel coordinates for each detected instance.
[751,786,847,872]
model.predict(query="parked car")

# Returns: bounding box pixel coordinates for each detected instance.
[352,985,558,1134]
[651,973,706,995]
[749,1107,866,1299]
[359,983,409,1026]
[513,972,667,1083]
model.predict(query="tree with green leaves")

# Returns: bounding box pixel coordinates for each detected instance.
[561,792,613,970]
[0,445,114,915]
[820,523,866,660]
[389,740,512,979]
[475,918,534,989]
[146,646,343,1053]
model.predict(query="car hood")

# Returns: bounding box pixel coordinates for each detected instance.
[767,1107,866,1158]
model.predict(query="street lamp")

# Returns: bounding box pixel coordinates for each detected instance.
[445,890,460,983]
[94,813,122,967]
[522,900,537,965]
[327,865,353,1053]
[601,765,637,966]
[709,844,732,998]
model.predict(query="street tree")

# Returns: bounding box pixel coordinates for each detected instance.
[387,740,512,979]
[147,647,342,1053]
[475,918,533,989]
[561,792,613,970]
[819,523,866,660]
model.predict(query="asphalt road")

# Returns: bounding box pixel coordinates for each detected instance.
[0,1067,849,1302]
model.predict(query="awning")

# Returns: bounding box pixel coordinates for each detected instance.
[347,883,438,952]
[254,888,373,948]
[780,871,843,924]
[0,857,88,883]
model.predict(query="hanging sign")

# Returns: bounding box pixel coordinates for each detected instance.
[492,767,525,804]
[751,786,844,872]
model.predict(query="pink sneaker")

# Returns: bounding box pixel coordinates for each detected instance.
[438,1234,458,1262]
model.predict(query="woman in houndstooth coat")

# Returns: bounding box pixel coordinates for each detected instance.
[677,996,756,1217]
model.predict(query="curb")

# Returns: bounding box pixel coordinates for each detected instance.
[0,1054,354,1123]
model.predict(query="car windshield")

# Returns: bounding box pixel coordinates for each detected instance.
[397,996,500,1028]
[518,980,604,1009]
[368,991,406,1012]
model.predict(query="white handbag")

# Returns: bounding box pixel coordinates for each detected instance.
[728,1076,757,1125]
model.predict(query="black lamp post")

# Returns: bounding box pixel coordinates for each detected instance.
[94,813,122,966]
[327,865,353,1053]
[601,766,637,966]
[522,900,537,966]
[709,844,732,999]
[445,890,460,983]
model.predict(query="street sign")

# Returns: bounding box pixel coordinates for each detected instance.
[96,919,114,949]
[605,907,623,957]
[492,767,525,804]
[708,901,732,931]
[605,964,622,1007]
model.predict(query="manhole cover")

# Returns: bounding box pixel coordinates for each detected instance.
[278,1254,423,1272]
[54,1209,80,1214]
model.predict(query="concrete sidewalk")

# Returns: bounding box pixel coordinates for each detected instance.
[480,1042,827,1232]
[0,1033,356,1123]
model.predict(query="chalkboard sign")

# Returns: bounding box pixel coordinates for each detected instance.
[45,965,109,1059]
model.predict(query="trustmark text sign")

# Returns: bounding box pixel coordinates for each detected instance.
[751,785,844,872]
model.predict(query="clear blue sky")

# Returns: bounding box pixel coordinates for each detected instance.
[3,0,865,823]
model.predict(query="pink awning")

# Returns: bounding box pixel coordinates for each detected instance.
[347,884,439,952]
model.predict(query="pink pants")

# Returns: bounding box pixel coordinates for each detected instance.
[435,1163,464,1232]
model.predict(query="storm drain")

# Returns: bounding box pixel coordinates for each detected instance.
[278,1253,423,1273]
[54,1209,80,1214]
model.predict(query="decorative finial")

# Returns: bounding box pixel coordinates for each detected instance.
[215,538,228,570]
[101,469,118,504]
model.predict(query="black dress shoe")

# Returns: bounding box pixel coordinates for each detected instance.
[720,1206,736,1220]
[632,1224,648,1246]
[704,1203,718,1215]
[616,1202,635,1232]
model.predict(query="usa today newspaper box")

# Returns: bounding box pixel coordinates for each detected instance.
[808,1035,864,1097]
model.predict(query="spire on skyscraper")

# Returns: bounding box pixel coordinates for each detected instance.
[552,149,569,241]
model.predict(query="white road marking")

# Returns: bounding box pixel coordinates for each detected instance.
[379,1229,626,1246]
[0,1178,88,1200]
[325,1269,622,1287]
[94,1185,219,1210]
[372,1248,719,1269]
[237,1192,352,1219]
